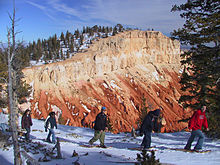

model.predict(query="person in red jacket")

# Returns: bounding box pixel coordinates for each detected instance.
[184,105,209,151]
[21,109,33,141]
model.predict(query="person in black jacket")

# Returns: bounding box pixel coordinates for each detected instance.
[140,109,160,149]
[89,106,107,148]
[45,112,57,143]
[21,109,33,141]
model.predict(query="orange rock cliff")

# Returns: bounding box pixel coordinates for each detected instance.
[21,30,192,133]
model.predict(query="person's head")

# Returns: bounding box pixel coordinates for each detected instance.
[24,109,30,116]
[101,106,107,114]
[201,105,207,112]
[152,109,160,117]
[49,112,55,117]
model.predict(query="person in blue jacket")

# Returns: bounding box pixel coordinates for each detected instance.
[140,109,160,149]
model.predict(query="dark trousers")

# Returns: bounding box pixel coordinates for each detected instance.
[141,132,151,149]
[25,127,30,140]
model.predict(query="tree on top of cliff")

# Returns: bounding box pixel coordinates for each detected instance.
[172,0,220,137]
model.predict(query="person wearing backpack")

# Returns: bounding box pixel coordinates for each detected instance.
[45,112,57,143]
[139,109,160,149]
[89,106,108,148]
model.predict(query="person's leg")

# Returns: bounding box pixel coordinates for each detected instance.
[99,131,106,146]
[144,132,151,149]
[51,129,56,143]
[25,127,30,140]
[141,134,146,148]
[184,131,196,150]
[194,130,205,150]
[46,129,52,142]
[89,130,101,145]
[142,132,151,149]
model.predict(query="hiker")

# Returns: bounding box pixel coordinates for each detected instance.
[21,109,33,141]
[45,112,57,143]
[89,106,107,148]
[184,105,209,151]
[139,109,160,149]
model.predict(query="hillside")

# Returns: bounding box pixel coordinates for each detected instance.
[20,30,192,133]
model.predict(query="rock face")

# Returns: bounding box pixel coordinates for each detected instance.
[22,30,191,133]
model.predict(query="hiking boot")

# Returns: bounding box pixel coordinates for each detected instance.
[89,141,93,146]
[193,148,202,152]
[184,146,191,150]
[46,139,52,143]
[99,145,107,148]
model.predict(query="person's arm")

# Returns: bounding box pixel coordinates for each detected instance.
[203,115,209,130]
[21,116,25,129]
[30,116,33,126]
[188,111,198,130]
[44,117,49,131]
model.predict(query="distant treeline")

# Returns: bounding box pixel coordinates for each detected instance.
[0,24,132,69]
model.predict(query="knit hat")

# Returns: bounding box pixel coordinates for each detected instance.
[101,106,106,111]
[153,109,160,116]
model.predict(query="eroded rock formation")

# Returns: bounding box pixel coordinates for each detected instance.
[22,30,192,133]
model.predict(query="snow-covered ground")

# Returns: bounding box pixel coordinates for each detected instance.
[0,114,220,165]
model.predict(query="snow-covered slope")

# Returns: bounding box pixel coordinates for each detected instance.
[0,114,220,165]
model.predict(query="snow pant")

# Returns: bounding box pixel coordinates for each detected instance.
[47,129,56,143]
[89,130,105,146]
[141,131,151,149]
[185,129,205,150]
[25,127,30,140]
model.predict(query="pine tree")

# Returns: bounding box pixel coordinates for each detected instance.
[172,0,220,137]
[112,26,118,36]
[135,150,161,165]
[136,96,149,127]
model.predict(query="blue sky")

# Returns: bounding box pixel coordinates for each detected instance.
[0,0,186,43]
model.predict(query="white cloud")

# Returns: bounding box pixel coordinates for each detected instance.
[26,0,186,34]
[26,0,56,21]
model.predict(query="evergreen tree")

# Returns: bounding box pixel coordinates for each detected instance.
[65,30,70,46]
[135,150,161,165]
[172,0,220,137]
[79,34,84,45]
[116,24,124,32]
[136,96,149,127]
[60,32,65,41]
[74,29,80,39]
[112,26,118,36]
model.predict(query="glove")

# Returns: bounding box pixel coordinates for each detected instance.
[45,128,47,132]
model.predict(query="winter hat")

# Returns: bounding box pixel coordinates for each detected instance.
[153,109,160,116]
[101,106,107,111]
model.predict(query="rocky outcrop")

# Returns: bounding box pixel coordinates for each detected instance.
[22,30,191,133]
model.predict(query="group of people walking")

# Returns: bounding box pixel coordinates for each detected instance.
[21,110,57,143]
[21,105,209,151]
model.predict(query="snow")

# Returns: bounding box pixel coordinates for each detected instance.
[152,71,159,81]
[0,113,220,165]
[110,80,121,90]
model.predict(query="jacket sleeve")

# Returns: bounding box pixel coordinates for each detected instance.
[30,116,33,126]
[188,111,197,129]
[203,115,208,129]
[55,120,57,129]
[21,116,25,129]
[45,117,49,129]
